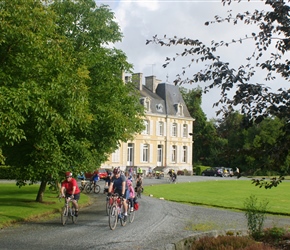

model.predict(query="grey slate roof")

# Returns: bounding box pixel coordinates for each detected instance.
[139,82,192,118]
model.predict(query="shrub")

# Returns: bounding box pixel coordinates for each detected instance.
[244,194,269,239]
[263,227,287,244]
[0,166,16,179]
[190,235,276,250]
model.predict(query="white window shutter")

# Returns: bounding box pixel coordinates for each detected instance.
[150,144,153,163]
[140,143,143,163]
[156,121,159,135]
[164,122,167,136]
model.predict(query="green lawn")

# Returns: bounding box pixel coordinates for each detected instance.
[144,180,290,215]
[1,179,289,230]
[0,183,90,229]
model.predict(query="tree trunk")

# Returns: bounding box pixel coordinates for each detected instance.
[36,180,47,202]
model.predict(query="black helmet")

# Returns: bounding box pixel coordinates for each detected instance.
[113,167,120,175]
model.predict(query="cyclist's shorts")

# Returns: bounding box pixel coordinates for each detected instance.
[114,189,124,197]
[66,192,80,201]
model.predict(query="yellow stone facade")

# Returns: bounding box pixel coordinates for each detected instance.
[101,73,194,176]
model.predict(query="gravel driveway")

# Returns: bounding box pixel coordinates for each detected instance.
[1,176,290,250]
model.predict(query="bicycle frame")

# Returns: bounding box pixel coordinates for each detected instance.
[108,194,127,230]
[60,197,77,225]
[108,194,135,230]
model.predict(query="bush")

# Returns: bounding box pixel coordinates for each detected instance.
[190,235,276,250]
[0,166,16,179]
[194,166,201,175]
[177,170,184,175]
[244,194,269,239]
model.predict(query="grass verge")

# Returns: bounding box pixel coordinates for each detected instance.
[144,180,290,215]
[0,183,90,229]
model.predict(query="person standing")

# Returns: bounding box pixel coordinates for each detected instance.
[60,172,81,216]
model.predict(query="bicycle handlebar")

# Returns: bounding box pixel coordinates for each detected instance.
[58,195,75,202]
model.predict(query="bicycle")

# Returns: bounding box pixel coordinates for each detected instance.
[79,180,89,192]
[167,175,177,184]
[59,196,78,225]
[106,194,113,216]
[85,180,101,194]
[136,186,143,198]
[108,194,135,230]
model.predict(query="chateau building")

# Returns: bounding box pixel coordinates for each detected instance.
[101,73,195,175]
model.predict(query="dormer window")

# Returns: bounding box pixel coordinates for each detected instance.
[140,97,151,112]
[156,103,163,112]
[174,103,184,116]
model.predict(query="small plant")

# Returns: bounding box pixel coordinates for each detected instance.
[263,226,287,244]
[190,235,276,250]
[244,194,269,239]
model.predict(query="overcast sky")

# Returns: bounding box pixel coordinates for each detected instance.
[94,0,281,119]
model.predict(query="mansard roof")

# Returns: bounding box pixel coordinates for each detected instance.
[139,82,192,119]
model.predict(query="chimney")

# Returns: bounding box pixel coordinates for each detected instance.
[132,73,143,91]
[145,75,161,93]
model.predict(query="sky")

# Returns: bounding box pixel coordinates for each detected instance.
[94,0,282,119]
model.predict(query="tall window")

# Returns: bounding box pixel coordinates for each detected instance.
[157,145,163,166]
[142,144,149,162]
[127,143,134,166]
[142,120,150,135]
[182,146,187,163]
[183,124,188,137]
[171,145,177,163]
[158,121,164,136]
[112,148,120,163]
[172,123,177,137]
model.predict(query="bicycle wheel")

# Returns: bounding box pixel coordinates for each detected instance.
[94,184,101,194]
[120,205,127,227]
[128,205,135,223]
[71,206,78,224]
[106,197,111,216]
[61,206,68,225]
[137,187,141,198]
[85,183,92,193]
[109,204,118,230]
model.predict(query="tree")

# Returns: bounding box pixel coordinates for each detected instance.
[147,0,290,183]
[0,0,144,201]
[215,112,248,171]
[180,87,224,167]
[243,117,288,174]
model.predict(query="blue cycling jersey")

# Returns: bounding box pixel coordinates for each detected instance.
[112,174,126,192]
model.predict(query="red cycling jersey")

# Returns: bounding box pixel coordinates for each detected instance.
[61,178,80,195]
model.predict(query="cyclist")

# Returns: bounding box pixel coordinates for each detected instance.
[108,167,128,220]
[60,171,81,216]
[104,171,112,194]
[126,179,135,211]
[137,167,143,177]
[135,174,143,197]
[91,171,100,185]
